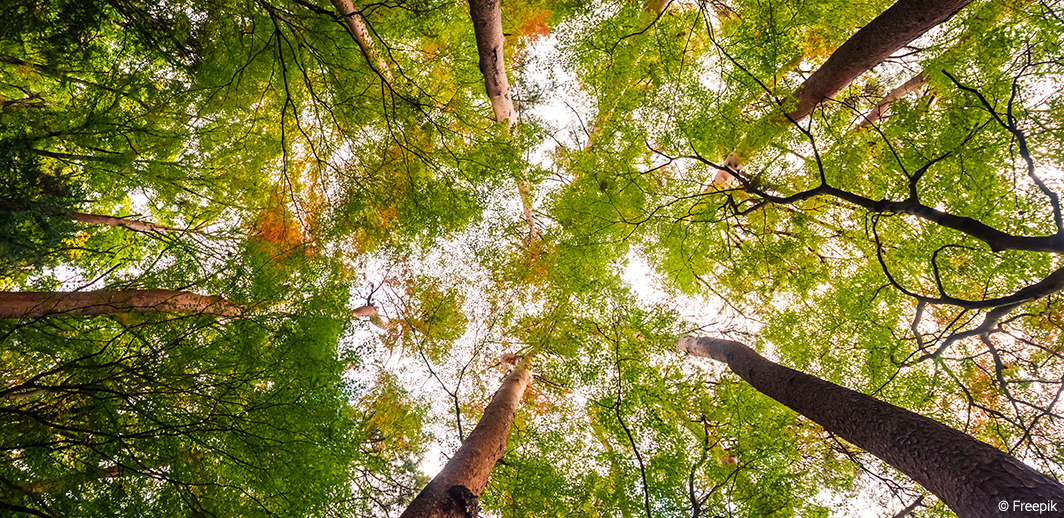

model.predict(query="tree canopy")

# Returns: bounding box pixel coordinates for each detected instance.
[1,0,1063,516]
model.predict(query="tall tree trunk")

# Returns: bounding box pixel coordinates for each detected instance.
[400,358,532,518]
[713,0,972,185]
[466,0,539,242]
[330,0,393,81]
[70,211,183,234]
[677,336,1064,517]
[0,290,241,319]
[468,0,515,130]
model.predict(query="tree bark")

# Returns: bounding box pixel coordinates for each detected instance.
[70,211,182,234]
[466,0,540,242]
[399,358,532,518]
[0,290,242,319]
[786,0,968,123]
[352,304,398,331]
[467,0,515,130]
[330,0,393,81]
[677,336,1064,517]
[857,71,927,128]
[713,0,971,185]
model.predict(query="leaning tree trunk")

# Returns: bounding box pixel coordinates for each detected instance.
[713,0,972,184]
[677,336,1064,517]
[400,358,532,518]
[0,290,242,319]
[856,71,927,128]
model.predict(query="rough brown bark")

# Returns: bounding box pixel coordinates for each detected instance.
[0,290,241,319]
[677,336,1064,517]
[331,0,393,81]
[399,358,532,518]
[712,0,972,185]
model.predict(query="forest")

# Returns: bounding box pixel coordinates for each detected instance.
[1,0,1063,516]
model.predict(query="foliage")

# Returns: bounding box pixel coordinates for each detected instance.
[0,136,83,271]
[3,0,1064,516]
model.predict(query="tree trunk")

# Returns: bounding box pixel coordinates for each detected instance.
[713,0,971,185]
[467,0,540,242]
[468,0,515,129]
[857,71,927,128]
[399,358,532,518]
[0,290,242,319]
[786,0,968,123]
[352,304,398,331]
[852,1,1019,130]
[677,336,1064,517]
[70,211,182,234]
[330,0,393,81]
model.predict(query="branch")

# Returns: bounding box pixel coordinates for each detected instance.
[942,69,1064,235]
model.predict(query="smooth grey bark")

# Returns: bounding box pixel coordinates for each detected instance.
[784,0,969,123]
[678,336,1064,517]
[467,0,515,128]
[70,211,182,234]
[331,0,393,81]
[857,72,927,128]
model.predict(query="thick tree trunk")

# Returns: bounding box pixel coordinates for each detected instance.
[677,336,1064,517]
[400,358,532,518]
[852,1,1019,131]
[713,0,971,185]
[0,290,241,319]
[786,0,968,123]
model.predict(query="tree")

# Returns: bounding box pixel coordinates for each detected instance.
[0,289,241,319]
[544,0,1064,513]
[713,0,973,183]
[678,335,1064,517]
[400,357,532,518]
[0,304,361,517]
[6,0,1064,516]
